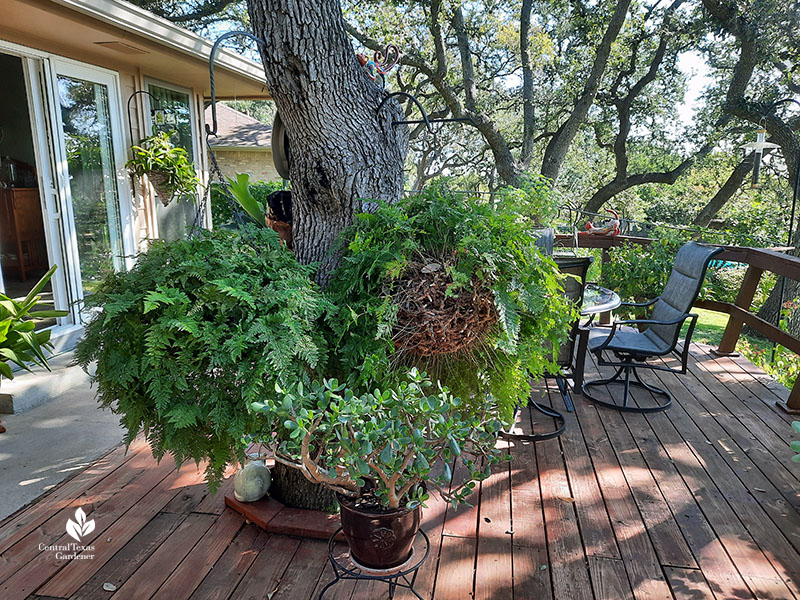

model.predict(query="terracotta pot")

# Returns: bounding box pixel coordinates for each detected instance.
[265,214,293,250]
[337,494,421,570]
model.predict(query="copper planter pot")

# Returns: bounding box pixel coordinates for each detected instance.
[337,494,422,570]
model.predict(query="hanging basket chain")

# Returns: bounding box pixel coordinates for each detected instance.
[190,136,261,254]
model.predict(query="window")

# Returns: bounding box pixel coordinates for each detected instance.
[146,81,199,242]
[147,83,194,159]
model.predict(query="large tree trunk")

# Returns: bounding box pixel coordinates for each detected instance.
[246,0,407,506]
[248,0,408,282]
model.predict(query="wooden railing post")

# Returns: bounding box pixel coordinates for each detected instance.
[787,382,800,411]
[714,265,764,356]
[600,249,612,325]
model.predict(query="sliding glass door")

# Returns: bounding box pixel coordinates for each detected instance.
[49,61,133,319]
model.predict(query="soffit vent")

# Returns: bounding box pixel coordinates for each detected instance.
[94,41,148,55]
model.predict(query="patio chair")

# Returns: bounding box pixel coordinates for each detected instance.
[580,242,722,413]
[500,255,592,442]
[551,255,593,410]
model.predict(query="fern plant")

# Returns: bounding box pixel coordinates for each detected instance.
[324,182,575,421]
[75,226,331,488]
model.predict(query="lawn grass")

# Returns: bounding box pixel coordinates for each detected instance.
[683,307,729,346]
[681,307,773,353]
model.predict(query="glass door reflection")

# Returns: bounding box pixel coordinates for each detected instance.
[56,74,124,296]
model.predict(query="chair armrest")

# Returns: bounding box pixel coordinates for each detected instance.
[613,314,693,328]
[620,297,660,308]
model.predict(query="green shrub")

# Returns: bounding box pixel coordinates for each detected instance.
[75,226,330,487]
[0,266,67,380]
[324,183,575,421]
[601,230,769,318]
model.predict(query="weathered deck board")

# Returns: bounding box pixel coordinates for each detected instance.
[3,342,800,599]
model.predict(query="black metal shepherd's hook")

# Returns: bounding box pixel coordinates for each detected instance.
[126,90,159,145]
[376,91,478,130]
[206,30,267,137]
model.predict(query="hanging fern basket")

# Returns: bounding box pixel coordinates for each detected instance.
[391,253,498,357]
[148,170,176,206]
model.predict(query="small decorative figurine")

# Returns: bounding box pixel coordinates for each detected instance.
[233,459,272,503]
[579,209,621,236]
[357,44,400,88]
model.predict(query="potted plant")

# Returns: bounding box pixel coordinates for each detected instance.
[0,265,68,433]
[127,132,200,206]
[250,369,505,569]
[224,173,293,248]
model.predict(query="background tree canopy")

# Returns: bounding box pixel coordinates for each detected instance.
[137,0,798,246]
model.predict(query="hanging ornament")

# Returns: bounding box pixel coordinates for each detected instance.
[740,128,779,188]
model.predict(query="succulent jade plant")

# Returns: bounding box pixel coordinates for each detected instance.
[250,368,506,510]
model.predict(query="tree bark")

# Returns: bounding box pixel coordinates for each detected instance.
[248,0,408,282]
[519,0,536,168]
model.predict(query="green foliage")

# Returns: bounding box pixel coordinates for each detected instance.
[251,369,506,509]
[325,183,575,421]
[227,174,266,224]
[75,226,331,488]
[127,132,200,201]
[0,266,67,380]
[210,179,283,227]
[736,299,800,393]
[791,422,800,463]
[602,233,685,318]
[601,229,771,319]
[496,174,560,226]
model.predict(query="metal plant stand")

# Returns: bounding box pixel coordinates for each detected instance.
[500,401,566,442]
[318,528,430,599]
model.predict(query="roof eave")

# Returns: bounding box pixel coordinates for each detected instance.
[49,0,265,86]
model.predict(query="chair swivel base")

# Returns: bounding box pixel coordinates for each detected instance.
[582,366,673,413]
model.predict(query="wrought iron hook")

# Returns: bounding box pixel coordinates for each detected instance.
[377,92,434,134]
[126,90,158,145]
[376,91,478,132]
[206,30,267,137]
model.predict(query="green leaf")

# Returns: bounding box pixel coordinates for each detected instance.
[380,443,394,465]
[356,459,371,476]
[227,174,265,224]
[0,361,14,380]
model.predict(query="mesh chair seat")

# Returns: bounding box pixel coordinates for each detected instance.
[587,327,669,358]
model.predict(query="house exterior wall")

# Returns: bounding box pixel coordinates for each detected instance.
[210,149,281,183]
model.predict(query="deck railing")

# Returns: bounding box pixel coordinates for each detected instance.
[554,233,800,413]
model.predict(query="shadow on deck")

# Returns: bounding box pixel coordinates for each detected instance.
[0,342,798,599]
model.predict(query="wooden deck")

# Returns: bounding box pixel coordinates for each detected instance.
[2,342,800,599]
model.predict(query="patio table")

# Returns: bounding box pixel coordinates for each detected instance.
[573,283,621,394]
[581,283,622,317]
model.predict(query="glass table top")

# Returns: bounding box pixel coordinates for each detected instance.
[582,283,622,316]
